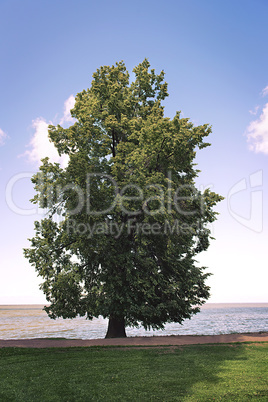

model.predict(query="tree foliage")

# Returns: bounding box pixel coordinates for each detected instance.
[24,59,223,337]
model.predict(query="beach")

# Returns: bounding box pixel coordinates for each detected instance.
[1,332,268,348]
[1,303,268,340]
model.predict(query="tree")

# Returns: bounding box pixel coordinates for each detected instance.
[24,59,223,338]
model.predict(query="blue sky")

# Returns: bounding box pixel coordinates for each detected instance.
[0,0,267,304]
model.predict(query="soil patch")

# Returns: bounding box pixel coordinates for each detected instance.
[1,332,268,348]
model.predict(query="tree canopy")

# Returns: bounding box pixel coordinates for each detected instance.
[24,59,223,338]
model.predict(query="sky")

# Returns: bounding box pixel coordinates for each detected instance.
[0,0,267,304]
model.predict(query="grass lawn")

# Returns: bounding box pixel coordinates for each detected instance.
[0,343,267,401]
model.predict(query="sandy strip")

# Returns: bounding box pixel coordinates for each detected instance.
[1,332,268,348]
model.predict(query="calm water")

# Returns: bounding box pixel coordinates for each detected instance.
[0,304,267,340]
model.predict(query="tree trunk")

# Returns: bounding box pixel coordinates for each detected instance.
[105,316,126,338]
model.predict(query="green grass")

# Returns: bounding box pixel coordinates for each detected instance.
[0,343,267,401]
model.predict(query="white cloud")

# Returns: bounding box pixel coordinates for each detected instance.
[261,86,268,97]
[0,128,7,146]
[23,118,69,167]
[60,95,76,125]
[249,106,259,116]
[22,95,76,167]
[246,103,268,154]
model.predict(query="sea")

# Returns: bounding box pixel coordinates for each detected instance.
[0,303,267,340]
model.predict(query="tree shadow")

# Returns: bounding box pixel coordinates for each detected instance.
[101,342,257,400]
[1,343,266,401]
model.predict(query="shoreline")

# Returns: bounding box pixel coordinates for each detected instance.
[1,332,268,348]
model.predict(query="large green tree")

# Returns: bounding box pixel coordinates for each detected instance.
[24,59,223,338]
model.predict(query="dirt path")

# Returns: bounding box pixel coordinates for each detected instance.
[1,332,268,348]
